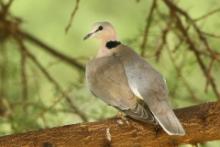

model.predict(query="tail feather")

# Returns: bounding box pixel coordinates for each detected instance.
[152,104,185,136]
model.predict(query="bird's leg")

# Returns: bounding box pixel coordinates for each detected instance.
[116,112,129,125]
[154,122,161,137]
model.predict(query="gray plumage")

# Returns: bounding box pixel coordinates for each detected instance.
[86,55,155,123]
[84,21,185,136]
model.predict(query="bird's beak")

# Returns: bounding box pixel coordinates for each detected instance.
[83,33,92,40]
[83,32,95,40]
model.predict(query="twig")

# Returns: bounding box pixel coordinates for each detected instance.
[0,0,14,16]
[140,0,157,57]
[19,31,85,71]
[202,31,220,39]
[176,14,220,98]
[37,85,74,119]
[17,38,28,104]
[13,38,88,122]
[166,43,201,103]
[205,58,215,93]
[65,0,80,33]
[194,7,220,22]
[163,0,220,99]
[163,0,220,58]
[27,50,88,122]
[155,19,172,61]
[0,44,7,99]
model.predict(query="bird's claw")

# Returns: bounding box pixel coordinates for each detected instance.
[116,112,129,125]
[154,124,161,137]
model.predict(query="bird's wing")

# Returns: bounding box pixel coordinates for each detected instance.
[86,55,155,123]
[115,45,185,135]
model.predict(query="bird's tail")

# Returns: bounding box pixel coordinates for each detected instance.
[152,102,185,136]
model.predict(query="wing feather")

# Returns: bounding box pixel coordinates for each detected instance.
[115,45,185,135]
[86,55,154,122]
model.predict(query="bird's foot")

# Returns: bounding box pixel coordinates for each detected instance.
[154,124,161,137]
[116,112,129,125]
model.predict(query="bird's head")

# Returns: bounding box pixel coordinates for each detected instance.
[83,21,117,42]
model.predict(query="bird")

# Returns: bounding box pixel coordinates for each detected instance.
[84,21,185,136]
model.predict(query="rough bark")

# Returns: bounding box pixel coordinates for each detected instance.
[0,101,220,147]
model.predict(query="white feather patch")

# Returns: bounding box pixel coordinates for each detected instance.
[130,84,144,100]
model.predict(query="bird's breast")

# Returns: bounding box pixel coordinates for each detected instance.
[86,56,138,109]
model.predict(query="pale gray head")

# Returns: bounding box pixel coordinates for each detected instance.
[83,21,117,42]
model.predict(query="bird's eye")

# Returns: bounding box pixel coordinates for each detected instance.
[98,26,103,31]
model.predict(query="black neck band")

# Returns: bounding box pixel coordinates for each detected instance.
[106,41,121,49]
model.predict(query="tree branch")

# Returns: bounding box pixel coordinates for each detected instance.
[0,101,219,147]
[19,31,85,71]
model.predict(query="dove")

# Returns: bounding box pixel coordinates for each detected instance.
[84,21,185,135]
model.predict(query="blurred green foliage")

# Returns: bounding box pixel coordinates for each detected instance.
[0,0,219,146]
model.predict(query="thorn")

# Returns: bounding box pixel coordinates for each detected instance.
[106,128,112,142]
